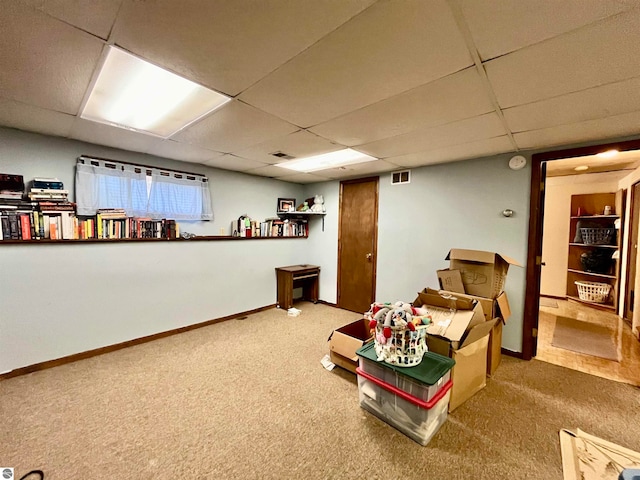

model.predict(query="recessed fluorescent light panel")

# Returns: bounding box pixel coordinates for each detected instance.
[596,149,619,158]
[81,46,231,138]
[276,148,377,173]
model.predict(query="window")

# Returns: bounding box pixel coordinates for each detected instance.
[75,157,212,220]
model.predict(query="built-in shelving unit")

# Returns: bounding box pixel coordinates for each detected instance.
[566,192,623,311]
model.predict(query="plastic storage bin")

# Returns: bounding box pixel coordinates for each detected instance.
[356,342,454,402]
[357,367,452,446]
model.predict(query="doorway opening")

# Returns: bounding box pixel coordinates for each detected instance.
[524,138,640,385]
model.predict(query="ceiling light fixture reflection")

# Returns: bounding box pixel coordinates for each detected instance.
[574,166,589,171]
[276,148,377,172]
[81,46,231,138]
[596,149,619,158]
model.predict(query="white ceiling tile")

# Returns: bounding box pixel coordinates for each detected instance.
[173,101,298,153]
[0,2,104,114]
[309,67,495,146]
[0,97,75,137]
[69,118,158,153]
[503,76,640,133]
[273,172,333,184]
[146,139,225,164]
[461,0,632,61]
[387,136,514,168]
[513,110,640,150]
[21,0,123,39]
[111,0,375,96]
[239,0,473,127]
[233,130,343,164]
[244,165,293,178]
[201,154,268,172]
[357,113,506,158]
[485,9,640,108]
[319,160,400,180]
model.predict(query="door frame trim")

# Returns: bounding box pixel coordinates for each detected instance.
[524,138,640,360]
[623,181,640,320]
[337,176,379,310]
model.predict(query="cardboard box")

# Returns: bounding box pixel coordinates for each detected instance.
[426,319,496,412]
[487,321,502,377]
[446,249,521,298]
[437,268,465,293]
[328,319,373,373]
[413,288,486,349]
[414,288,497,411]
[437,289,512,376]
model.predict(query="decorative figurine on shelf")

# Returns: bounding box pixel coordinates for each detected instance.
[296,201,309,212]
[310,194,325,213]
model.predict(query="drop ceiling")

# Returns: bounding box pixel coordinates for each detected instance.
[1,0,639,183]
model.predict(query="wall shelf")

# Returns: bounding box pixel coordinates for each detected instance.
[567,268,616,279]
[568,243,617,248]
[277,211,326,231]
[0,235,307,245]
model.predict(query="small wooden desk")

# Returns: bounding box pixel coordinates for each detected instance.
[275,264,320,309]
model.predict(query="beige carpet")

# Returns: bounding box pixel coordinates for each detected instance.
[1,302,639,480]
[552,316,621,361]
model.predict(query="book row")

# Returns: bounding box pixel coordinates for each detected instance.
[233,216,309,238]
[0,211,179,241]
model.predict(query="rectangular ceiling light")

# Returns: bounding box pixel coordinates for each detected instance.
[276,148,377,173]
[81,46,231,138]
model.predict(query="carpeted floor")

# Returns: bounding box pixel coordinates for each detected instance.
[2,302,640,480]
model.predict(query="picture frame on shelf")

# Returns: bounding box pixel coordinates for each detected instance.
[277,198,296,214]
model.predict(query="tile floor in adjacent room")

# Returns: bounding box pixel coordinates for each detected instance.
[536,298,640,386]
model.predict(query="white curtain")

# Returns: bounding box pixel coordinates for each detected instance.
[76,158,212,220]
[76,159,148,216]
[147,170,213,221]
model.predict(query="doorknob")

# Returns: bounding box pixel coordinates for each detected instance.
[366,253,372,260]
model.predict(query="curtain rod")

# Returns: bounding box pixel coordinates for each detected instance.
[77,155,207,178]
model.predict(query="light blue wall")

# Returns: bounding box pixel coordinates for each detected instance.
[4,125,593,371]
[304,155,531,352]
[0,127,307,373]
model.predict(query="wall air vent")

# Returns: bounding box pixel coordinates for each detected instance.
[391,170,410,185]
[270,151,295,160]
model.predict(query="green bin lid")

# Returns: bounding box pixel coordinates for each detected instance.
[355,342,455,386]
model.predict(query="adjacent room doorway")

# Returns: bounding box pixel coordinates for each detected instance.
[337,177,379,313]
[524,139,640,386]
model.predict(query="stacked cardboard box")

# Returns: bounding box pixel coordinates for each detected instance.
[412,288,494,411]
[436,249,521,377]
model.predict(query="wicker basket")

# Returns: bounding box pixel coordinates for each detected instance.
[575,281,611,303]
[580,227,615,245]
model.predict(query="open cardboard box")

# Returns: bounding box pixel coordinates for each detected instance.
[446,249,521,299]
[436,289,512,376]
[413,288,493,411]
[328,318,373,373]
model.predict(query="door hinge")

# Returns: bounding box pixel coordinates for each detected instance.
[532,328,538,338]
[540,181,545,192]
[536,256,543,266]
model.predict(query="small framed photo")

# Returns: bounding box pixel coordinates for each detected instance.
[277,198,296,213]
